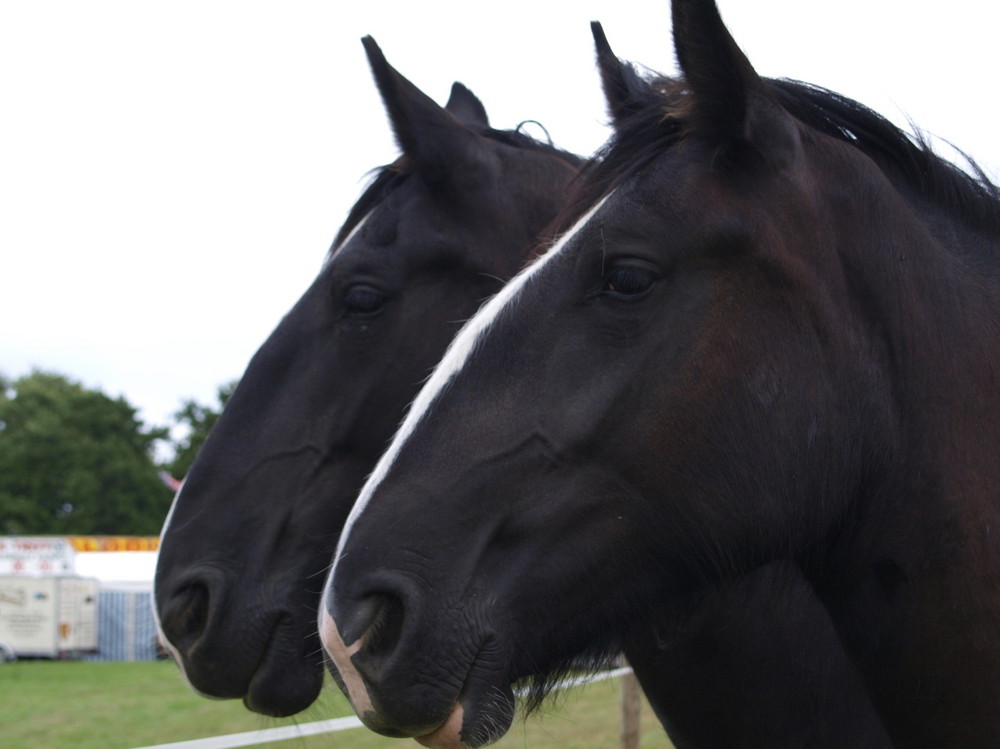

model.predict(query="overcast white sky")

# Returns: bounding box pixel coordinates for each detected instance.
[3,0,998,436]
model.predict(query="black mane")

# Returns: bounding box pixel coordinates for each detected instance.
[331,127,584,250]
[768,78,1000,237]
[553,74,1000,242]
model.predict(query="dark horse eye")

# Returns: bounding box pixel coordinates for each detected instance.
[344,284,387,317]
[602,264,656,298]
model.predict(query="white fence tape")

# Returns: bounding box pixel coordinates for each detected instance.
[133,667,633,749]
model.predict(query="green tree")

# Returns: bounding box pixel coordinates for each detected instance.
[0,370,172,535]
[164,379,237,480]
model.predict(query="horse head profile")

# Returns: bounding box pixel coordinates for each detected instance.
[153,37,580,717]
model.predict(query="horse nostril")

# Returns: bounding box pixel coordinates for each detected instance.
[339,592,404,652]
[162,581,211,648]
[361,593,405,659]
[331,591,407,692]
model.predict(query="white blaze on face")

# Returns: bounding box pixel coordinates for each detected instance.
[320,192,613,621]
[323,209,374,269]
[151,481,205,694]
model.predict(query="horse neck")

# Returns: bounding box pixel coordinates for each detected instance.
[817,152,1000,745]
[828,157,1000,497]
[824,151,1000,414]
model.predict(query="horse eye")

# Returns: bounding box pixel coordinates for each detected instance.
[602,265,656,298]
[344,284,386,317]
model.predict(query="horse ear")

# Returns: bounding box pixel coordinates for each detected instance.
[361,36,482,177]
[671,0,799,170]
[444,82,490,128]
[591,21,655,129]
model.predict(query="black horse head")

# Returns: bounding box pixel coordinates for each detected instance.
[323,1,1000,747]
[153,37,580,717]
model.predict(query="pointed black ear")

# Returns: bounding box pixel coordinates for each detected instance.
[671,0,799,170]
[361,36,482,177]
[444,82,490,128]
[591,21,655,129]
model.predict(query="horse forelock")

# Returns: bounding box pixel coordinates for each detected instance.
[543,78,686,246]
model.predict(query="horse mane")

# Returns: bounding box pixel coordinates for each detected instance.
[549,74,1000,245]
[767,78,1000,237]
[331,127,585,250]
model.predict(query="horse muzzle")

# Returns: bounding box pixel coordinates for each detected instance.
[320,583,515,747]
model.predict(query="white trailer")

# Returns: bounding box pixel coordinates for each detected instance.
[0,576,99,658]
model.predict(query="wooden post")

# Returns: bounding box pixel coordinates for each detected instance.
[619,658,641,749]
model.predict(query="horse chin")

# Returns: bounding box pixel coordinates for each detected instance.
[242,658,323,717]
[415,704,466,749]
[426,663,516,749]
[415,689,515,749]
[241,619,324,717]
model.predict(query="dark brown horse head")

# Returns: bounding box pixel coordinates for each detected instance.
[322,2,1000,747]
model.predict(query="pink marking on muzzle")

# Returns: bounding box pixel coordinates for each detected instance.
[319,608,375,717]
[320,608,468,746]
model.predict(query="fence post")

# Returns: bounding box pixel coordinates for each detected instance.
[619,658,641,749]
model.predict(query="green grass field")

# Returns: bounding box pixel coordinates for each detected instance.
[0,660,675,749]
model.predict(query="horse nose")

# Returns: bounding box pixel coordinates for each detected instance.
[157,577,213,655]
[332,590,407,674]
[322,581,430,734]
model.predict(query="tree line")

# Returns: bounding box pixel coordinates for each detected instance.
[0,370,235,536]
